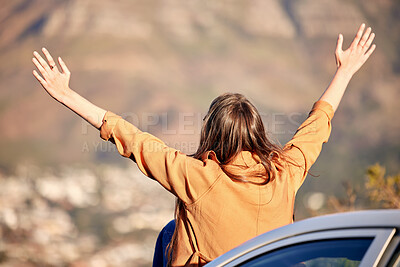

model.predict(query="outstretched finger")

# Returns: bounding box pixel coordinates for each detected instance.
[350,23,365,48]
[363,32,375,52]
[336,34,343,53]
[32,57,47,77]
[364,44,376,60]
[42,47,58,72]
[359,27,371,47]
[33,70,47,86]
[33,51,51,72]
[58,57,70,74]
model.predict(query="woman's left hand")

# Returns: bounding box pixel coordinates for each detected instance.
[335,23,376,77]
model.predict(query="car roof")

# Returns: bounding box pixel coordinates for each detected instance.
[208,209,400,266]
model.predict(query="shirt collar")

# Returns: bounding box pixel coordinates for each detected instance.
[202,150,260,167]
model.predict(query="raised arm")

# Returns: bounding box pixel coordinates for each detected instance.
[319,23,376,112]
[32,48,106,129]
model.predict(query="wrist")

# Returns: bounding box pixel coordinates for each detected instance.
[58,87,74,105]
[335,67,354,81]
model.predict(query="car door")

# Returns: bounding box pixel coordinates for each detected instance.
[210,228,396,267]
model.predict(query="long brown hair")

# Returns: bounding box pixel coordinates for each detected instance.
[193,92,285,183]
[167,93,287,265]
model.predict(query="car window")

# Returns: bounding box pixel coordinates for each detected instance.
[239,238,373,267]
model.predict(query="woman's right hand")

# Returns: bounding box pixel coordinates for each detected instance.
[32,47,72,102]
[334,23,376,77]
[318,23,376,112]
[32,47,106,129]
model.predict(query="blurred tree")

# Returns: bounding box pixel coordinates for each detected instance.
[366,163,400,209]
[320,163,400,215]
[327,181,358,213]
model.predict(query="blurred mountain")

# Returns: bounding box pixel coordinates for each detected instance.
[0,0,399,212]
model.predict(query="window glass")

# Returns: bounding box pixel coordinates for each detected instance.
[240,238,373,267]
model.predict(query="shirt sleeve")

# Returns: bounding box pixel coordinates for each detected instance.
[283,100,334,192]
[99,111,220,204]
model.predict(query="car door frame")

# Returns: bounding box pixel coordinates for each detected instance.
[215,228,396,267]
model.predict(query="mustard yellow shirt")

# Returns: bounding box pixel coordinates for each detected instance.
[100,100,334,266]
